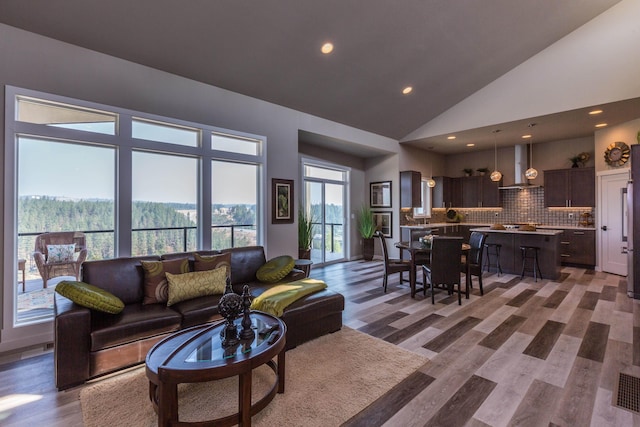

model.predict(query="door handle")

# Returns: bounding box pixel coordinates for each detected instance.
[601,225,608,231]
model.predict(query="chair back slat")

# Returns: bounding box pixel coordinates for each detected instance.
[35,231,86,256]
[429,236,463,285]
[375,231,389,263]
[467,232,488,265]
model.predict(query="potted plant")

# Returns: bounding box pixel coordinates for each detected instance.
[463,168,473,177]
[476,167,489,176]
[298,208,314,259]
[357,205,377,261]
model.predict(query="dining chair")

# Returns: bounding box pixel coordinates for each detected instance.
[375,231,411,293]
[421,236,464,304]
[462,231,488,297]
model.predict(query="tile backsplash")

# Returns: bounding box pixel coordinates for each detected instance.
[403,187,594,227]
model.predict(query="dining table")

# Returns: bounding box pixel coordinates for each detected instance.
[395,239,471,298]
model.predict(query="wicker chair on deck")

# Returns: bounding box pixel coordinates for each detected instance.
[33,231,88,288]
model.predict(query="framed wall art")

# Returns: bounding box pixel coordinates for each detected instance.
[370,181,392,208]
[372,211,392,238]
[272,178,294,224]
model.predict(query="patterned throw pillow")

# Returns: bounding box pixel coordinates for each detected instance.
[193,252,231,281]
[47,244,76,262]
[55,281,125,314]
[141,258,190,305]
[165,267,227,306]
[256,255,295,283]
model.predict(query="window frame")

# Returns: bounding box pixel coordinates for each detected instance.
[3,85,266,349]
[413,178,432,218]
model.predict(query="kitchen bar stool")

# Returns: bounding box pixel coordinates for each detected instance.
[520,246,542,281]
[483,243,502,276]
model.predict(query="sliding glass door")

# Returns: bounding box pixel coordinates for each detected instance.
[302,162,348,265]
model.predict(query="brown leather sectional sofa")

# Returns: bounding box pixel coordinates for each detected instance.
[54,246,345,390]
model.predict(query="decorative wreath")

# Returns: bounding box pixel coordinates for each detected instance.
[604,141,630,167]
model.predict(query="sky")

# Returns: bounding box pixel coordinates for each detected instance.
[18,137,257,204]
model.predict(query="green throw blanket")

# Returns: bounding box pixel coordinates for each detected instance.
[250,278,327,317]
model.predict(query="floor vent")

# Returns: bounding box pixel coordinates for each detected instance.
[614,372,640,413]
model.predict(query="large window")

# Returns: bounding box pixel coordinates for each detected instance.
[413,178,432,218]
[4,86,265,338]
[132,151,198,255]
[211,161,259,249]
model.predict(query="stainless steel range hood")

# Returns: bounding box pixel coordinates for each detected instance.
[499,144,542,190]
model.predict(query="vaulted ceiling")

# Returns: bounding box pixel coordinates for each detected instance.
[0,0,627,151]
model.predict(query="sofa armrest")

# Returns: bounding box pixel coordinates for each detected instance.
[54,293,92,390]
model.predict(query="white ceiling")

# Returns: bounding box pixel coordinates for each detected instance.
[0,0,629,155]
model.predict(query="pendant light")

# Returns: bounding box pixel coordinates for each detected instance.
[490,129,502,182]
[525,124,538,180]
[426,153,436,187]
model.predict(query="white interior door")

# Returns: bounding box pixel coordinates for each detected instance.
[600,172,629,275]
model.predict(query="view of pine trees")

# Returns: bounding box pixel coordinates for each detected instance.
[309,203,344,253]
[17,197,257,274]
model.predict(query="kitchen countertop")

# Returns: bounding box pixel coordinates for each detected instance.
[401,223,595,231]
[470,227,563,236]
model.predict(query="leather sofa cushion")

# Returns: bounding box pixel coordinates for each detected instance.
[171,294,224,328]
[281,289,345,325]
[90,303,182,351]
[161,250,222,271]
[222,246,266,285]
[82,256,160,305]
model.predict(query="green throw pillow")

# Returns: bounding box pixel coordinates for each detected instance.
[256,255,295,283]
[165,267,227,306]
[55,281,125,314]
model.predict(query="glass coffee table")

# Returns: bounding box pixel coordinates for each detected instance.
[145,312,286,427]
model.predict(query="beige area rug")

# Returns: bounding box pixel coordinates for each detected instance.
[80,327,428,427]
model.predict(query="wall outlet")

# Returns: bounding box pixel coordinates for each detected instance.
[495,212,499,217]
[568,213,574,219]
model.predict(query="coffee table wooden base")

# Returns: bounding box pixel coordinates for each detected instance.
[145,313,286,427]
[148,354,284,427]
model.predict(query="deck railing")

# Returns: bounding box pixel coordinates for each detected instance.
[17,224,256,265]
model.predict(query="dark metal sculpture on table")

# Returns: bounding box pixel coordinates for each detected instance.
[218,277,242,347]
[240,285,255,341]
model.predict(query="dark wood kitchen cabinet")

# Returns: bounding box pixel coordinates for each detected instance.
[544,167,594,207]
[480,175,501,207]
[460,175,501,207]
[433,176,462,208]
[558,228,595,266]
[400,170,421,208]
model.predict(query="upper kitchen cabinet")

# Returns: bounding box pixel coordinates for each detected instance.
[544,167,595,207]
[461,175,501,207]
[400,170,421,208]
[433,176,462,208]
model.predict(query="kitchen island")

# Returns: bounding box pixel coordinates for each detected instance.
[470,227,563,280]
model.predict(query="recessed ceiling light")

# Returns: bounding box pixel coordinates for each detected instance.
[595,123,608,128]
[447,136,456,140]
[466,143,475,147]
[321,42,334,54]
[521,134,532,139]
[402,86,413,95]
[589,109,603,115]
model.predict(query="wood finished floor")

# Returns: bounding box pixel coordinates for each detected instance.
[0,260,639,426]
